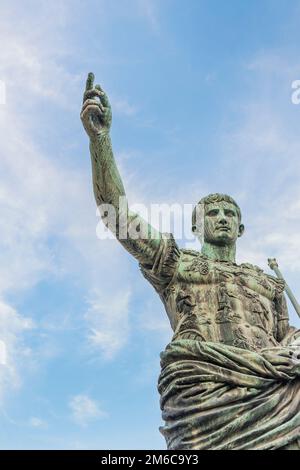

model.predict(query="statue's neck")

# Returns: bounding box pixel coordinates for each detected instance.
[201,241,236,263]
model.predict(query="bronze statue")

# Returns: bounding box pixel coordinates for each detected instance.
[81,73,300,450]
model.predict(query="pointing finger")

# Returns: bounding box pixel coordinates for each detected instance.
[85,72,95,91]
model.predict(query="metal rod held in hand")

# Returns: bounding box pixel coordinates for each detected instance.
[268,258,300,318]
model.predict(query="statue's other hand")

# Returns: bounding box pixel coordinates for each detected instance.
[80,72,112,139]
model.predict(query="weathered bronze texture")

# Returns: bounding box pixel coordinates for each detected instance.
[81,73,300,450]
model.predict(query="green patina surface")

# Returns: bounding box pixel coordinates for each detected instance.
[81,73,300,450]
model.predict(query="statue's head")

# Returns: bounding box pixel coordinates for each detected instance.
[192,193,244,246]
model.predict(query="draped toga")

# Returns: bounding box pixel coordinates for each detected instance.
[139,235,300,450]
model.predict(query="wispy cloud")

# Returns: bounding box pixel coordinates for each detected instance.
[217,51,300,290]
[0,3,82,109]
[69,394,107,427]
[85,288,131,360]
[0,1,137,401]
[28,417,47,428]
[111,97,138,117]
[0,301,33,403]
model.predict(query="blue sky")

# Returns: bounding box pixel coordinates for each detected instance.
[0,0,300,449]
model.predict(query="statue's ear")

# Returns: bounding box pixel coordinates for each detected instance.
[238,224,245,237]
[192,225,197,233]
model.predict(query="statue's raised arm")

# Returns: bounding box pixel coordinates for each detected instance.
[80,74,300,451]
[80,73,170,270]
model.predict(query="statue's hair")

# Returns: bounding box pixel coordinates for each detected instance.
[192,193,242,230]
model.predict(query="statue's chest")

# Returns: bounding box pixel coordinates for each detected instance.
[175,255,276,302]
[163,253,282,350]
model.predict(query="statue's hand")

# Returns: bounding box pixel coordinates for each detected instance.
[80,72,112,139]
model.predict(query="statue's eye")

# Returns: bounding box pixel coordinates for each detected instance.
[207,210,218,216]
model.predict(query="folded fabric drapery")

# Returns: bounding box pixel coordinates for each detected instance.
[158,339,300,450]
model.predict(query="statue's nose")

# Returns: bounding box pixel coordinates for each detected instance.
[218,216,227,225]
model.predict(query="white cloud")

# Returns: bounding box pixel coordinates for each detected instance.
[69,394,107,427]
[0,301,33,403]
[0,2,135,401]
[222,95,300,272]
[111,97,138,117]
[85,288,131,360]
[28,417,47,428]
[214,51,300,329]
[0,3,82,109]
[0,0,299,412]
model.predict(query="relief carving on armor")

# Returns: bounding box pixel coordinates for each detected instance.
[185,257,209,275]
[216,283,241,324]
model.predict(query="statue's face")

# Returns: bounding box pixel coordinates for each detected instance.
[203,201,244,246]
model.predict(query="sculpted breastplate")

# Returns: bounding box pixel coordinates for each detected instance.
[165,251,285,351]
[140,238,287,352]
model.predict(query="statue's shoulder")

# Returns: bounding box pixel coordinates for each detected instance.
[240,262,285,293]
[240,261,272,277]
[180,248,200,258]
[180,248,206,264]
[240,262,264,274]
[178,249,210,275]
[265,272,285,292]
[240,261,273,279]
